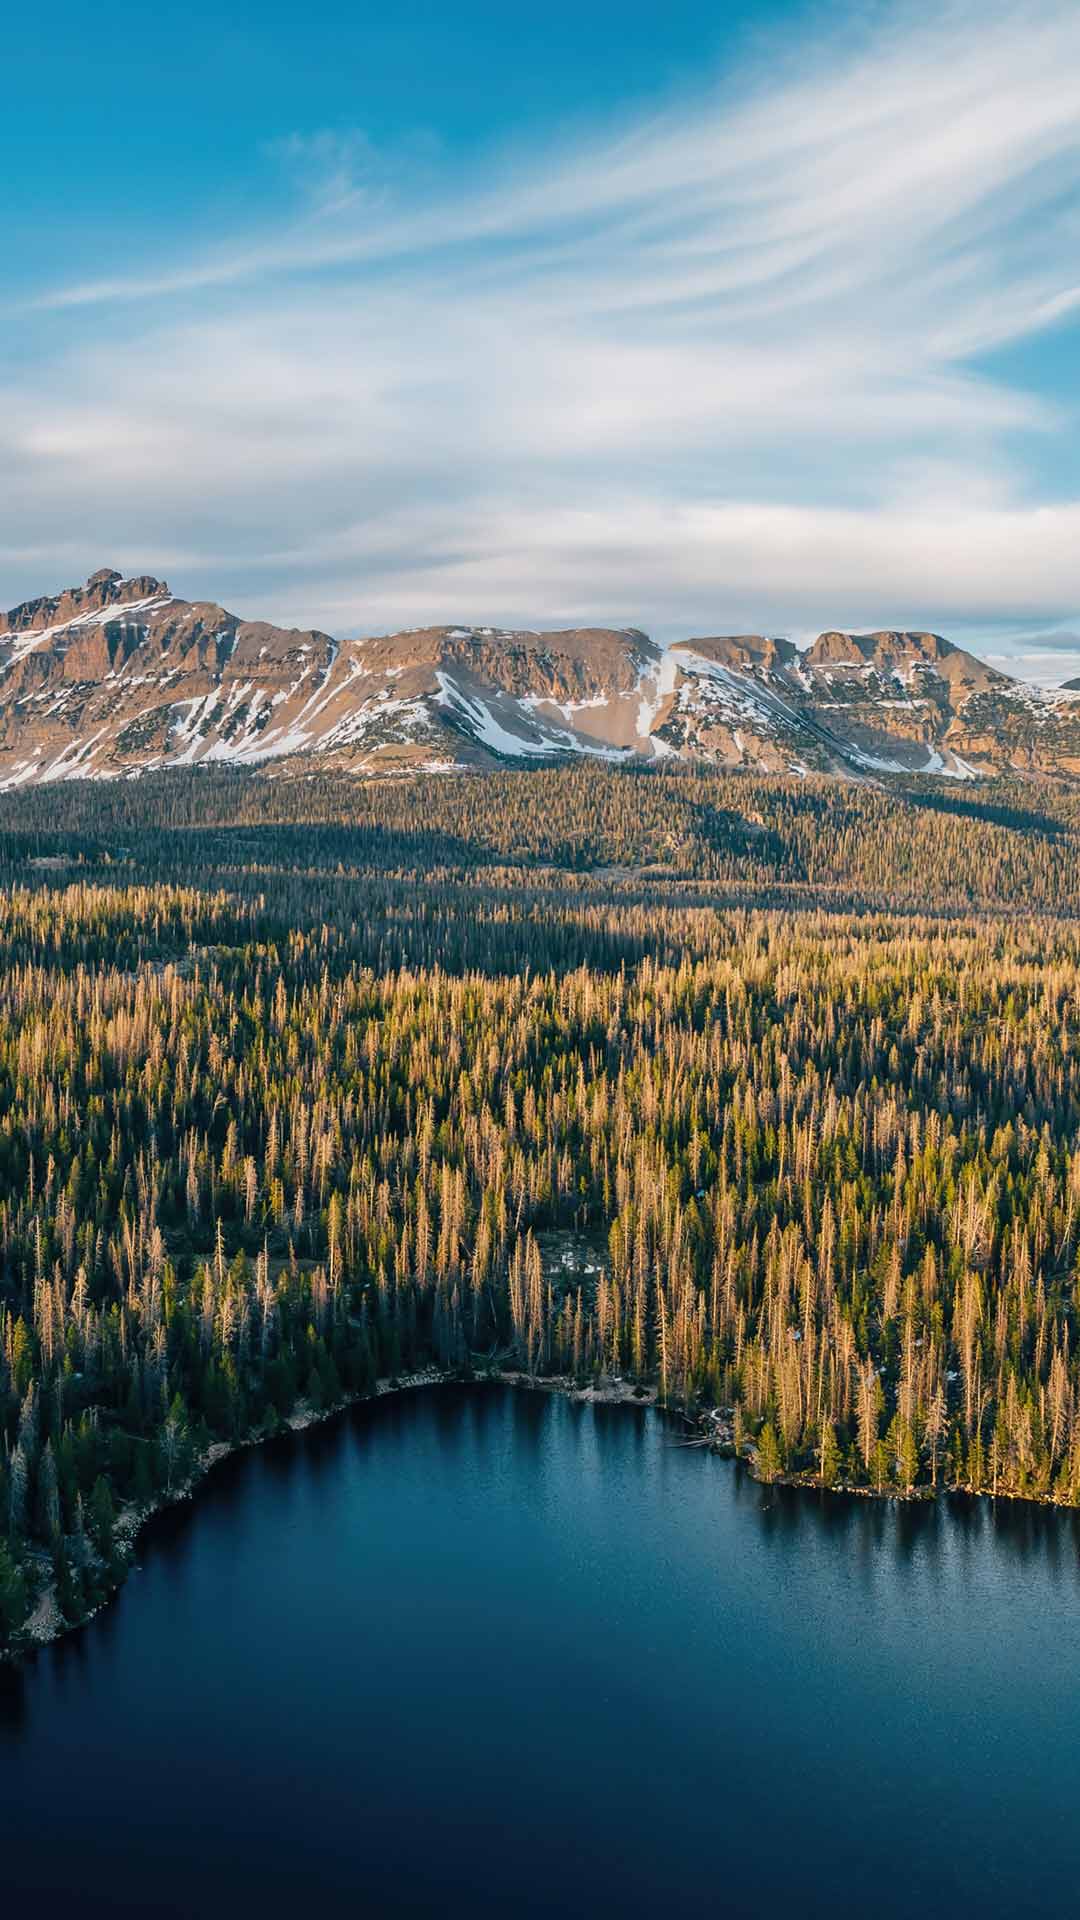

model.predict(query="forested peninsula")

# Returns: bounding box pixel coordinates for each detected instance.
[3,764,1080,1653]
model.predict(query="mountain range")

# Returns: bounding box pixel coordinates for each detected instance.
[2,566,1079,788]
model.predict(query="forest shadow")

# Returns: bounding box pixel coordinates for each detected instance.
[906,791,1065,838]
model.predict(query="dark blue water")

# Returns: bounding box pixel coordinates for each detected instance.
[2,1384,1079,1917]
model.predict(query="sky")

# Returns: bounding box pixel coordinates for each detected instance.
[3,0,1080,677]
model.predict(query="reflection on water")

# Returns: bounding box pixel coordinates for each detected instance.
[0,1663,25,1735]
[1,1383,1079,1919]
[743,1461,1080,1577]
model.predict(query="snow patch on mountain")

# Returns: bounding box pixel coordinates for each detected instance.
[0,594,173,672]
[435,672,557,757]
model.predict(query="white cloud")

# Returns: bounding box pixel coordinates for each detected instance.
[3,0,1080,657]
[252,496,1080,638]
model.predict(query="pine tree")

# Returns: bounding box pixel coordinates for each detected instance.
[89,1476,115,1562]
[0,1541,27,1640]
[757,1421,782,1483]
[819,1421,840,1488]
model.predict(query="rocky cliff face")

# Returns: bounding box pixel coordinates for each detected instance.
[1,568,1078,786]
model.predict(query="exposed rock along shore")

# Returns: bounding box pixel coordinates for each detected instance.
[11,1369,1075,1661]
[11,1368,657,1661]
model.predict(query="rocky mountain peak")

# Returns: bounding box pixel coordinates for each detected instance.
[673,635,797,674]
[805,629,951,667]
[0,566,1078,787]
[0,568,171,639]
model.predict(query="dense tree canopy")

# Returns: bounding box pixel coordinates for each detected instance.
[2,763,1080,1650]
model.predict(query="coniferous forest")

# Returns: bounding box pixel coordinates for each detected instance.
[2,762,1080,1650]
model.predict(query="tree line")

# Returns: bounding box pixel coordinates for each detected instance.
[3,822,1080,1644]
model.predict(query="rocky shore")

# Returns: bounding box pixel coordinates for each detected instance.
[10,1367,659,1661]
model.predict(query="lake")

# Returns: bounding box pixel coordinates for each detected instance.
[2,1383,1079,1917]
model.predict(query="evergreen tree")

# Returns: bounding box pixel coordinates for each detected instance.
[757,1422,782,1484]
[819,1421,840,1489]
[0,1542,26,1638]
[89,1477,115,1562]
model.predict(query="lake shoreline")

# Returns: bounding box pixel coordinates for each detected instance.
[9,1354,1079,1920]
[10,1367,1071,1662]
[11,1366,659,1662]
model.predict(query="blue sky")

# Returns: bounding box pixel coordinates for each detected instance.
[4,0,1080,675]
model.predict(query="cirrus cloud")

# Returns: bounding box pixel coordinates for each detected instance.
[3,0,1080,662]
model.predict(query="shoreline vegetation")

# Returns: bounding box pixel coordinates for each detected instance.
[12,1362,1077,1663]
[14,1366,660,1660]
[6,770,1080,1662]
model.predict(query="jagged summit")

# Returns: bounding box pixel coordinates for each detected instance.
[0,570,1077,787]
[0,568,171,639]
[672,635,799,672]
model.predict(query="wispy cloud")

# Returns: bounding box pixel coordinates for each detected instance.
[4,0,1080,650]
